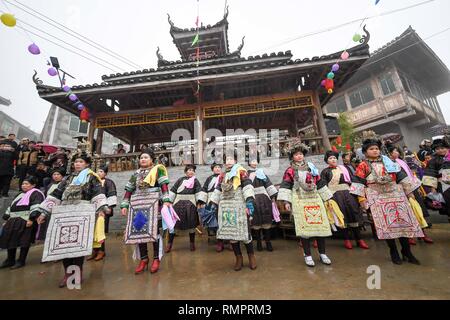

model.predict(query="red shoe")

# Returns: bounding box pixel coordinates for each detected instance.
[357,240,369,249]
[313,240,318,248]
[135,259,149,274]
[165,243,173,253]
[344,240,353,250]
[408,238,417,245]
[58,273,69,288]
[190,242,196,251]
[150,259,160,273]
[216,241,224,253]
[421,235,434,244]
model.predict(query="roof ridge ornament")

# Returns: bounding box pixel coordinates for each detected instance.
[167,13,183,32]
[230,36,245,57]
[156,47,171,67]
[358,25,370,46]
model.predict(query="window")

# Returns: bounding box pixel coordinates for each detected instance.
[380,74,396,95]
[326,96,348,113]
[349,84,375,108]
[399,74,411,93]
[69,116,89,134]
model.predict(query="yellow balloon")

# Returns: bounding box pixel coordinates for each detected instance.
[1,13,16,27]
[328,89,333,94]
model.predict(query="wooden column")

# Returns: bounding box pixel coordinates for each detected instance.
[95,129,104,155]
[314,92,331,150]
[195,106,205,165]
[87,121,96,153]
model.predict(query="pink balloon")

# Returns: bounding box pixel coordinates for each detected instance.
[341,51,350,60]
[48,67,57,76]
[28,43,40,55]
[321,79,326,87]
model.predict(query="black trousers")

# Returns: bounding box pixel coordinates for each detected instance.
[301,237,326,256]
[0,175,13,197]
[138,227,161,260]
[62,257,84,271]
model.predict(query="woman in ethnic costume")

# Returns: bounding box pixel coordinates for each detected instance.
[31,152,108,287]
[209,151,257,271]
[35,168,65,242]
[167,164,202,252]
[87,165,118,261]
[320,151,369,250]
[198,163,224,252]
[277,139,333,267]
[120,149,171,275]
[0,176,45,269]
[351,139,423,265]
[422,137,450,222]
[386,145,433,245]
[248,158,278,252]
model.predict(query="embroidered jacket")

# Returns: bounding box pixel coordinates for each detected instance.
[210,165,255,205]
[101,178,118,209]
[37,172,108,217]
[277,162,333,203]
[121,165,171,209]
[422,154,450,190]
[247,169,278,200]
[169,176,202,204]
[198,173,220,204]
[5,190,45,221]
[351,158,414,198]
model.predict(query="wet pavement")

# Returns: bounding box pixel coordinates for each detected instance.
[0,225,449,300]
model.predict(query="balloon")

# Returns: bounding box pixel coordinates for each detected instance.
[28,43,41,55]
[325,79,334,91]
[1,13,16,27]
[321,79,326,87]
[353,34,362,42]
[341,51,350,60]
[48,67,58,76]
[328,88,333,94]
[63,85,71,92]
[77,104,85,111]
[69,94,78,101]
[80,107,90,121]
[332,63,340,72]
[327,72,335,79]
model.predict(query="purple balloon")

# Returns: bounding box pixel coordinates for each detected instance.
[69,94,78,102]
[63,85,71,92]
[28,43,40,55]
[77,104,85,111]
[48,67,57,77]
[332,63,340,72]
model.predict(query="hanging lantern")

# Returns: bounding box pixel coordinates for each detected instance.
[341,51,350,60]
[353,34,362,42]
[69,93,78,102]
[0,13,16,27]
[328,88,333,94]
[325,78,334,91]
[327,72,335,80]
[336,136,342,146]
[48,67,58,77]
[80,107,89,122]
[63,85,71,92]
[332,146,338,152]
[27,43,41,55]
[77,104,85,111]
[321,79,326,87]
[346,143,352,151]
[331,63,340,72]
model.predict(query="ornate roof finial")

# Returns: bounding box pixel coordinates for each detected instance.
[230,36,245,57]
[224,5,229,20]
[32,70,43,86]
[167,13,175,28]
[156,47,164,61]
[359,25,371,45]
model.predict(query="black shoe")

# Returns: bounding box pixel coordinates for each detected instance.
[256,240,263,252]
[10,261,25,270]
[0,260,15,269]
[390,249,402,265]
[265,241,273,252]
[401,250,421,265]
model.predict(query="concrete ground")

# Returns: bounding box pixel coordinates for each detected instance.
[0,224,449,300]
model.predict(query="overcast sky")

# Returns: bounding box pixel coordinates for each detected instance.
[0,0,449,134]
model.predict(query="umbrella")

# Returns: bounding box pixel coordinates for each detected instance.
[381,133,403,144]
[36,143,58,154]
